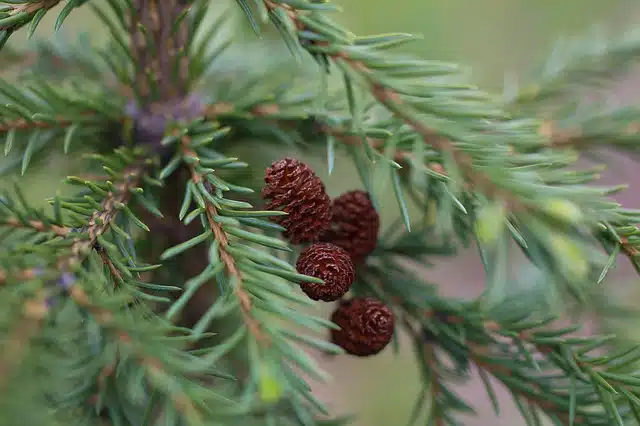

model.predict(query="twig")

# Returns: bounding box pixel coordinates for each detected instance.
[179,136,266,341]
[97,250,124,285]
[0,117,72,133]
[540,119,640,148]
[1,217,70,237]
[204,102,427,169]
[0,1,61,31]
[0,267,39,287]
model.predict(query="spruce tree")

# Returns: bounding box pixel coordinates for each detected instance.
[2,1,640,425]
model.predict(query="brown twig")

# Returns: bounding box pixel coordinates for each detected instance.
[179,136,266,342]
[0,112,118,134]
[0,1,61,31]
[1,217,71,237]
[204,101,430,171]
[0,267,39,287]
[540,119,640,148]
[470,354,583,425]
[98,250,125,285]
[0,117,72,133]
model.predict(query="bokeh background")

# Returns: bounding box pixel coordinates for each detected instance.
[4,1,640,425]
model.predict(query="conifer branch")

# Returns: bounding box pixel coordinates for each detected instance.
[506,28,640,111]
[0,0,61,31]
[179,136,266,342]
[540,114,640,151]
[0,0,80,49]
[5,1,640,424]
[0,216,70,237]
[0,115,93,133]
[1,152,209,422]
[0,157,144,392]
[220,3,519,205]
[59,167,145,271]
[0,151,146,285]
[71,298,205,423]
[417,305,640,424]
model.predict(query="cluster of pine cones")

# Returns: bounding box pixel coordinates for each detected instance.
[262,158,395,357]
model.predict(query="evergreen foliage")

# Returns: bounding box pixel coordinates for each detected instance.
[2,1,640,425]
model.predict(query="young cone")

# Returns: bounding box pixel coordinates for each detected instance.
[296,242,355,301]
[330,297,395,357]
[321,190,380,262]
[262,158,332,244]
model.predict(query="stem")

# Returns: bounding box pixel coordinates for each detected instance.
[129,0,191,104]
[180,138,266,342]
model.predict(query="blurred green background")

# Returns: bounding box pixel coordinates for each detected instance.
[3,1,640,425]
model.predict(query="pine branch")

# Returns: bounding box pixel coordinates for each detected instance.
[155,119,343,421]
[0,148,219,423]
[0,216,70,237]
[238,0,530,208]
[0,149,146,394]
[408,303,640,425]
[507,27,640,112]
[70,296,206,423]
[0,114,93,132]
[540,109,640,151]
[0,0,86,48]
[180,136,266,342]
[0,155,145,285]
[0,1,62,32]
[0,75,127,175]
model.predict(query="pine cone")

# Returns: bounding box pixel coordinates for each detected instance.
[262,158,331,244]
[296,243,355,302]
[321,190,379,262]
[330,297,394,356]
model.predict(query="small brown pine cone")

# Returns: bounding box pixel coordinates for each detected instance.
[330,297,395,357]
[296,243,355,302]
[320,190,379,262]
[262,158,331,244]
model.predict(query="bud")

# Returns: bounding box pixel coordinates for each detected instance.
[258,360,283,404]
[544,199,582,225]
[549,235,589,281]
[474,202,506,245]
